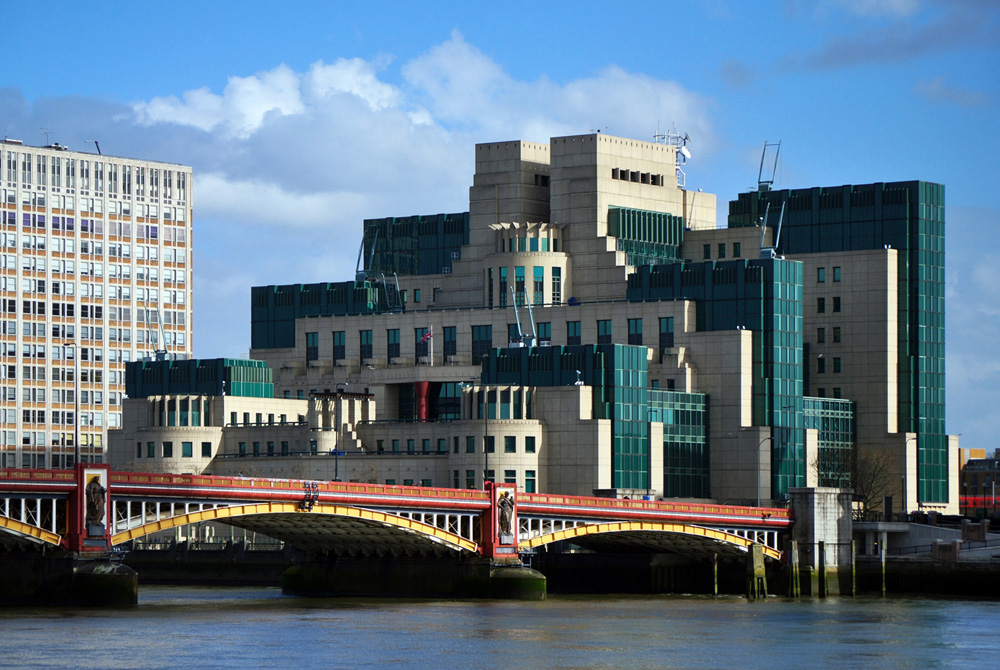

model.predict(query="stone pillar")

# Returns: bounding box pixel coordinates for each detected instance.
[789,487,853,596]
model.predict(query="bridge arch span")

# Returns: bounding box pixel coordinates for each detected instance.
[111,502,480,555]
[522,520,783,560]
[0,516,62,548]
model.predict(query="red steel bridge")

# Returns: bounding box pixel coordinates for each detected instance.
[0,465,791,562]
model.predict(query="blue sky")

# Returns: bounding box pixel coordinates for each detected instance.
[3,1,998,448]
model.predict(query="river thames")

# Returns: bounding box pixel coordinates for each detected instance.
[1,587,997,669]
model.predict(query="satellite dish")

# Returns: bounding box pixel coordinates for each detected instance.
[680,145,691,159]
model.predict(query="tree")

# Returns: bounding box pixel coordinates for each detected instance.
[852,447,895,516]
[811,445,894,517]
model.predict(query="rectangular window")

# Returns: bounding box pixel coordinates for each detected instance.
[551,267,562,304]
[817,297,825,313]
[628,318,642,345]
[437,438,447,453]
[422,438,431,454]
[567,320,581,346]
[407,439,415,454]
[466,470,476,489]
[525,470,537,493]
[733,242,741,258]
[414,289,421,303]
[833,388,842,399]
[332,331,345,364]
[239,442,246,456]
[306,332,318,361]
[392,439,400,453]
[163,442,173,458]
[453,470,460,488]
[147,441,155,458]
[526,436,536,453]
[833,267,841,282]
[717,243,726,259]
[504,470,517,484]
[485,470,495,484]
[597,320,612,345]
[514,266,526,306]
[200,441,212,457]
[472,325,492,360]
[444,326,457,356]
[466,436,476,453]
[499,267,508,307]
[387,329,400,359]
[267,441,275,456]
[415,327,430,357]
[703,244,711,260]
[818,357,826,374]
[833,327,841,343]
[504,436,516,453]
[253,442,260,456]
[533,266,544,305]
[182,441,193,457]
[659,317,674,349]
[360,329,373,360]
[833,357,842,373]
[817,267,826,283]
[537,322,551,343]
[485,436,495,453]
[833,297,841,313]
[281,441,289,455]
[817,327,825,344]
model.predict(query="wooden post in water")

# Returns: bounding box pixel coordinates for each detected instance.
[851,540,856,597]
[711,553,718,596]
[818,541,827,598]
[880,548,886,597]
[746,544,767,600]
[787,539,800,598]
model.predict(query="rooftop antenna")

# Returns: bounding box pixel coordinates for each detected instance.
[759,200,786,259]
[355,228,378,282]
[509,286,525,347]
[40,128,50,145]
[653,126,691,188]
[85,139,102,155]
[757,140,781,192]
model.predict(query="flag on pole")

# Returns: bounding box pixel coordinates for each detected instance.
[420,329,434,343]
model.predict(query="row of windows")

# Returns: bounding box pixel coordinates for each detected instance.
[317,317,675,362]
[452,468,537,492]
[817,266,842,283]
[816,356,843,374]
[702,242,742,260]
[816,327,842,343]
[816,297,841,313]
[611,168,667,187]
[4,153,187,201]
[136,441,212,459]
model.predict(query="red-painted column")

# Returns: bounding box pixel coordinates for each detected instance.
[414,381,432,422]
[67,463,111,552]
[481,482,519,562]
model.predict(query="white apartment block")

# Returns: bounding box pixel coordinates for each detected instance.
[1,139,193,468]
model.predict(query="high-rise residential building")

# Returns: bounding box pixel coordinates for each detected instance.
[111,132,958,515]
[1,139,193,468]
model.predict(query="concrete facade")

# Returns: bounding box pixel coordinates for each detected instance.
[1,140,193,469]
[108,132,957,513]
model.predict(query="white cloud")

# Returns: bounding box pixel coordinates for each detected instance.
[134,64,305,139]
[4,33,715,359]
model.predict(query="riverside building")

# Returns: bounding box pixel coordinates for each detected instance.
[2,139,193,468]
[109,132,957,514]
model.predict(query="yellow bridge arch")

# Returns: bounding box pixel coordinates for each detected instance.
[521,520,783,560]
[0,516,62,547]
[111,502,480,554]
